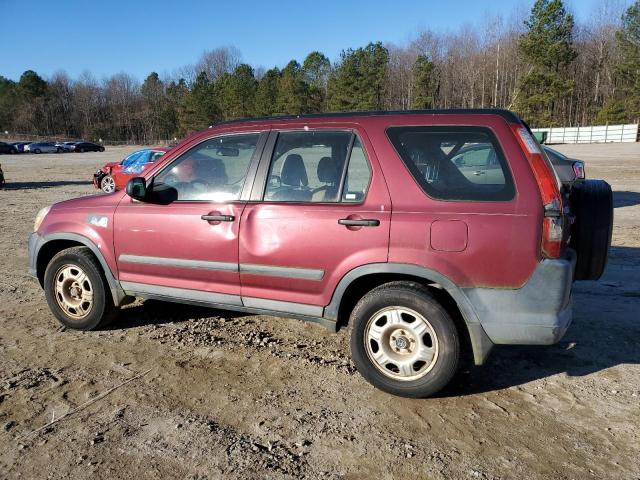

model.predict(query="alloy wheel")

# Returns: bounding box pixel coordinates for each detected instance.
[101,176,115,193]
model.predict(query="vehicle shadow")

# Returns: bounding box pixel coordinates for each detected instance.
[2,180,93,190]
[112,299,244,329]
[106,246,640,397]
[613,190,640,208]
[441,245,640,397]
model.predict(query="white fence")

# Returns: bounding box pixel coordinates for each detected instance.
[531,123,638,144]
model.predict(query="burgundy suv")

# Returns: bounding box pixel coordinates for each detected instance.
[28,110,613,398]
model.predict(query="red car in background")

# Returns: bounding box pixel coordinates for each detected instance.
[93,148,168,193]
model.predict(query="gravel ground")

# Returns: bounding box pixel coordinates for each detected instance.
[0,144,638,479]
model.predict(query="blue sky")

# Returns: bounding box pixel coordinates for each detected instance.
[1,0,629,82]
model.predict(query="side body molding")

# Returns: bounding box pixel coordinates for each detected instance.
[30,232,128,306]
[323,262,494,365]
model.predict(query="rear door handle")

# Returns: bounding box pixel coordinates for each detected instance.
[338,218,380,227]
[201,214,235,222]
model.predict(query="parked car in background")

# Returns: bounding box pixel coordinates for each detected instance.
[24,142,62,154]
[543,146,586,187]
[74,141,104,153]
[56,141,78,152]
[93,148,168,193]
[11,142,32,153]
[0,141,18,154]
[0,163,4,188]
[29,109,613,398]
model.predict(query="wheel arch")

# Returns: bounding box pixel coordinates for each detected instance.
[35,233,127,306]
[324,263,494,365]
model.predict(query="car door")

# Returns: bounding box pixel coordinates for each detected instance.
[114,131,267,304]
[239,128,391,311]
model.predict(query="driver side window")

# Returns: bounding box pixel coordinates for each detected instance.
[154,133,260,201]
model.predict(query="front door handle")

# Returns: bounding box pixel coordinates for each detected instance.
[201,214,235,222]
[338,218,380,227]
[473,170,486,176]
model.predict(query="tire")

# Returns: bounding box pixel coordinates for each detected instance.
[569,179,613,280]
[349,282,460,398]
[43,246,118,330]
[99,147,105,152]
[34,149,41,154]
[56,147,63,153]
[78,148,84,153]
[100,175,116,193]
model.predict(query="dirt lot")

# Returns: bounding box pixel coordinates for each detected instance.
[0,144,638,479]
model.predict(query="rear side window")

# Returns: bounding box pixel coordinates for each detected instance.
[264,130,371,203]
[386,126,515,201]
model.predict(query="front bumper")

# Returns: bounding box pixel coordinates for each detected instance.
[93,172,106,189]
[28,232,41,279]
[463,249,576,345]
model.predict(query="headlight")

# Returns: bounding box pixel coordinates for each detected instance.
[34,206,51,232]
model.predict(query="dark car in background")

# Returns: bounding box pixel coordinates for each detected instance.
[543,146,586,186]
[0,142,18,154]
[74,141,105,153]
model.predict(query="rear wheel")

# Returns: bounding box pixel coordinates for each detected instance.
[349,282,459,398]
[100,175,116,193]
[569,179,613,280]
[34,149,41,154]
[44,247,118,330]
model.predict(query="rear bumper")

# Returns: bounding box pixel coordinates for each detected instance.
[462,249,576,345]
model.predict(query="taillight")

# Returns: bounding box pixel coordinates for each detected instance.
[511,125,564,259]
[572,161,585,179]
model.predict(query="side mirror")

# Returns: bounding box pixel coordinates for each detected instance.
[126,177,147,201]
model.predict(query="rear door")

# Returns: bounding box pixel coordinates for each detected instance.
[238,128,391,310]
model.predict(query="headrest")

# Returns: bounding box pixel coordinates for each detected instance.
[317,156,339,183]
[281,154,308,187]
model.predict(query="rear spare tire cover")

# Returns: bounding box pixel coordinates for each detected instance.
[569,179,613,280]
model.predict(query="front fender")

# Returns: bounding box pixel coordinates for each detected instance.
[29,231,127,306]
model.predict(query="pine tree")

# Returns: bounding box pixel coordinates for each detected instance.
[254,68,280,116]
[327,42,389,112]
[598,0,640,123]
[180,72,219,133]
[514,0,577,126]
[275,61,308,115]
[218,64,257,120]
[411,55,438,109]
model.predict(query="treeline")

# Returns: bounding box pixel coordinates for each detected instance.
[1,0,639,143]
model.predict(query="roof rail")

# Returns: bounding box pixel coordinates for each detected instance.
[211,108,522,127]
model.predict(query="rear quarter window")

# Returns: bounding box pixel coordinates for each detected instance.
[386,126,515,201]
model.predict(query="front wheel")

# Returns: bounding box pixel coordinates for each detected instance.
[43,246,118,330]
[100,175,116,193]
[349,282,459,398]
[99,146,105,152]
[34,149,41,154]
